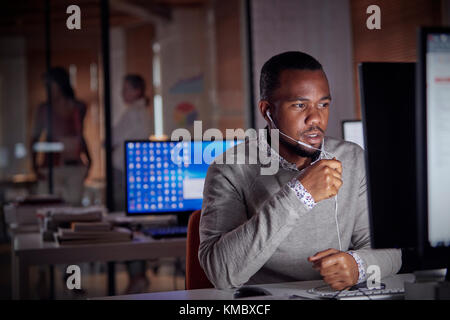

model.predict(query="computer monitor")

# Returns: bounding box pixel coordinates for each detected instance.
[359,62,418,250]
[361,28,450,276]
[342,120,364,149]
[416,27,450,268]
[124,140,242,224]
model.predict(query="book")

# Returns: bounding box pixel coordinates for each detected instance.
[57,238,132,245]
[15,194,63,205]
[71,221,112,232]
[57,226,133,245]
[39,206,105,223]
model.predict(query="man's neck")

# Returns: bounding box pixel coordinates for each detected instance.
[265,126,313,170]
[278,143,312,171]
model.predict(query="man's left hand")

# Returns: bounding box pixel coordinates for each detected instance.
[308,248,359,291]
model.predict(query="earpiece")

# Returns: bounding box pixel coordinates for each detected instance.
[266,110,273,123]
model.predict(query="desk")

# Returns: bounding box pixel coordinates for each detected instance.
[0,175,37,240]
[95,273,415,300]
[12,232,186,299]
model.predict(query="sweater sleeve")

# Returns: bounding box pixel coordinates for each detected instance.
[198,163,309,289]
[350,148,402,280]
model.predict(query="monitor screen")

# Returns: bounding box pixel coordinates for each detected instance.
[125,140,242,215]
[426,31,450,247]
[342,120,364,149]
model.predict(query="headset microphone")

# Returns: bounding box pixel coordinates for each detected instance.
[265,110,332,158]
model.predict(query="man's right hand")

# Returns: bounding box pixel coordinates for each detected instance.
[298,158,343,203]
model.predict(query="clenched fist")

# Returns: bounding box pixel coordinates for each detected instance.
[308,248,359,291]
[298,158,343,203]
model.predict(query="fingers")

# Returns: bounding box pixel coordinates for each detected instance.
[323,274,342,285]
[329,169,342,180]
[327,176,343,191]
[321,165,341,181]
[315,263,341,276]
[332,178,343,194]
[326,280,352,291]
[318,264,354,291]
[313,254,342,270]
[299,159,343,203]
[320,159,343,174]
[324,177,342,199]
[309,252,359,290]
[320,265,353,290]
[308,248,340,262]
[326,166,343,199]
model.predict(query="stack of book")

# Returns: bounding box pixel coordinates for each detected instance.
[37,206,133,244]
[57,221,132,245]
[4,194,64,227]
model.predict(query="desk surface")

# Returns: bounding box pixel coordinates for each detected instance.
[12,211,185,265]
[13,232,186,265]
[10,212,186,299]
[94,273,415,300]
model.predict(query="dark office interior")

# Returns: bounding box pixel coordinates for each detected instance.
[0,0,449,301]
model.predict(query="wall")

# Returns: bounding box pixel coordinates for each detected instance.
[126,23,155,132]
[0,37,28,177]
[110,27,127,127]
[444,0,450,25]
[213,0,245,132]
[157,7,215,136]
[250,0,356,139]
[350,0,443,117]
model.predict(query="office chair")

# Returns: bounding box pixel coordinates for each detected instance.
[185,210,214,290]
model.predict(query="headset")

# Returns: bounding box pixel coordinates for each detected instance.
[265,110,342,251]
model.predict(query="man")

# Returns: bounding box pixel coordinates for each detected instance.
[198,51,401,290]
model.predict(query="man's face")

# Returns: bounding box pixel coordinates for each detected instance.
[269,69,331,157]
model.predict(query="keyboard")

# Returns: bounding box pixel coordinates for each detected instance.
[307,286,405,300]
[142,225,188,239]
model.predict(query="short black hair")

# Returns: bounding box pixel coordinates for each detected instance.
[124,74,146,93]
[44,67,75,99]
[259,51,323,101]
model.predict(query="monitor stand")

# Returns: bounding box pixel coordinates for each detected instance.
[404,265,450,299]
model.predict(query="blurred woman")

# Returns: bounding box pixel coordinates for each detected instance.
[31,67,91,205]
[112,74,153,294]
[112,74,153,210]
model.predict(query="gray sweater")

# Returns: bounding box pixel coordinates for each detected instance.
[198,136,402,289]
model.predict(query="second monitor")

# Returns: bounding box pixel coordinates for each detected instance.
[124,140,242,223]
[359,62,418,250]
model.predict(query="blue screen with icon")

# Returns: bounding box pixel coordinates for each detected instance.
[125,140,242,214]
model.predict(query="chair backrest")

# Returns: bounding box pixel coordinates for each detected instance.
[185,210,214,290]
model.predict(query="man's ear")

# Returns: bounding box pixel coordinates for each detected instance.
[258,100,271,123]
